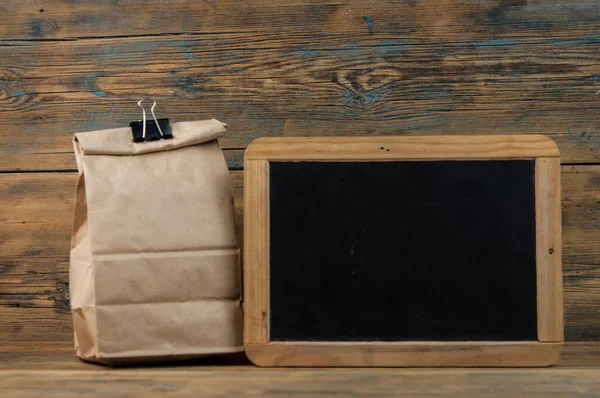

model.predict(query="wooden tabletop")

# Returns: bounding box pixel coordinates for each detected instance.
[0,342,599,397]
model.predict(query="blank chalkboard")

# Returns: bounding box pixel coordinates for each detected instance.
[243,136,563,367]
[269,161,537,342]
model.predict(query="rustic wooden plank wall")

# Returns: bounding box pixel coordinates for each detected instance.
[1,0,599,348]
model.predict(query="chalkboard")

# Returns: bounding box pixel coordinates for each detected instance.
[269,160,537,342]
[243,136,563,367]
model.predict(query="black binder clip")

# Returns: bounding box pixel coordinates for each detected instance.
[130,98,173,142]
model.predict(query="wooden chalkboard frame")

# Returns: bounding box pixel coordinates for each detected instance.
[244,135,563,367]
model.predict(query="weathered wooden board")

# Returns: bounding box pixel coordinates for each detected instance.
[2,343,599,395]
[2,0,600,40]
[1,167,600,344]
[0,171,244,344]
[0,342,588,369]
[2,366,600,397]
[1,1,600,170]
[562,165,600,341]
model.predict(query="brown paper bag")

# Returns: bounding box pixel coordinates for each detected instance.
[69,119,242,365]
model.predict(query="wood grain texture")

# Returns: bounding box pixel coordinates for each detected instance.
[245,342,563,367]
[0,172,73,346]
[1,342,597,370]
[243,160,270,344]
[2,1,600,170]
[3,367,600,398]
[537,158,565,342]
[0,171,243,344]
[3,0,600,39]
[560,165,600,342]
[245,135,560,160]
[2,167,599,344]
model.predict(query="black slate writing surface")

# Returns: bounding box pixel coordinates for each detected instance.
[269,160,537,342]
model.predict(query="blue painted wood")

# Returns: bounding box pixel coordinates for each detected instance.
[0,0,599,169]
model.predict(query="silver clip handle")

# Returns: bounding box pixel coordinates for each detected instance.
[137,98,165,139]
